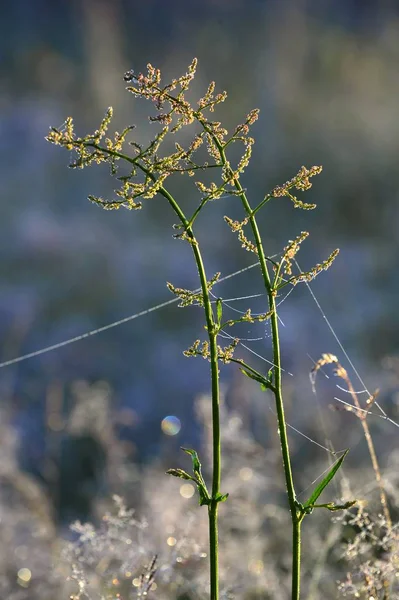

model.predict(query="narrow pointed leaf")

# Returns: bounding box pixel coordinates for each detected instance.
[304,449,349,509]
[216,298,223,326]
[215,492,229,503]
[260,381,273,391]
[311,500,357,512]
[181,447,201,475]
[166,468,196,482]
[240,368,273,392]
[198,486,211,506]
[239,368,265,385]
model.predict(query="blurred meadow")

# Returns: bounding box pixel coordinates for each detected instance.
[1,1,399,598]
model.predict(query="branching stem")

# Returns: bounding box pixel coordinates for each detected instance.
[48,64,349,599]
[198,126,301,598]
[82,140,222,598]
[148,177,222,600]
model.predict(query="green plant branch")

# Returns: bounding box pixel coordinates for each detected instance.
[139,169,223,600]
[47,62,350,600]
[146,184,222,600]
[193,115,301,596]
[203,130,297,503]
[246,193,273,218]
[82,138,222,599]
[237,182,302,599]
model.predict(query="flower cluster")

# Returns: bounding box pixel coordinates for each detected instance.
[288,248,340,286]
[271,165,322,210]
[183,338,239,365]
[167,273,220,308]
[217,338,240,364]
[222,308,273,328]
[48,58,263,236]
[224,216,258,253]
[280,231,310,276]
[183,339,211,360]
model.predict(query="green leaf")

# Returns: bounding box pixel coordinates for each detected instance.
[260,381,273,391]
[181,447,201,476]
[215,492,229,503]
[239,368,265,385]
[240,368,273,391]
[198,487,211,506]
[216,298,223,326]
[180,447,211,506]
[311,500,357,512]
[304,450,349,509]
[166,468,196,482]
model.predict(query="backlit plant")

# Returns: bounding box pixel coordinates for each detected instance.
[47,58,353,600]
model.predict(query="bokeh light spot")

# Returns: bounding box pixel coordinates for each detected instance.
[17,568,31,587]
[239,466,253,481]
[166,536,177,546]
[180,483,195,498]
[161,415,181,436]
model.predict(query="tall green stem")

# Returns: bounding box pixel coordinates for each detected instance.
[240,184,301,598]
[203,135,301,597]
[208,500,219,600]
[152,181,221,600]
[208,330,221,600]
[85,129,270,598]
[127,127,299,599]
[156,185,221,600]
[292,516,302,599]
[49,68,348,600]
[84,144,222,598]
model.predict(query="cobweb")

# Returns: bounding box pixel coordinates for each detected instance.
[0,253,398,500]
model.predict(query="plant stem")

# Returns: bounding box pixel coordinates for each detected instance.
[209,500,219,600]
[146,176,221,600]
[243,191,301,598]
[89,139,223,598]
[156,184,222,600]
[193,117,301,594]
[292,514,304,600]
[204,134,301,596]
[201,131,301,595]
[208,328,221,600]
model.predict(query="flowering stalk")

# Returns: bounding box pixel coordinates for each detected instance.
[199,126,303,595]
[192,101,344,596]
[47,59,350,600]
[47,60,229,600]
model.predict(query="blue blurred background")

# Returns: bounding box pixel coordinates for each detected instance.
[1,0,399,529]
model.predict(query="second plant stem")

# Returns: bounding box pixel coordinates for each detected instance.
[219,160,301,598]
[247,198,302,599]
[85,143,223,599]
[205,134,301,597]
[189,112,303,596]
[254,216,303,599]
[156,182,221,600]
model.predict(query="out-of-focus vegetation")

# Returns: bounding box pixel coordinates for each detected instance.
[1,384,398,598]
[1,1,399,597]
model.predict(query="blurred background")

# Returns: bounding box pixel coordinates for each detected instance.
[1,1,399,598]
